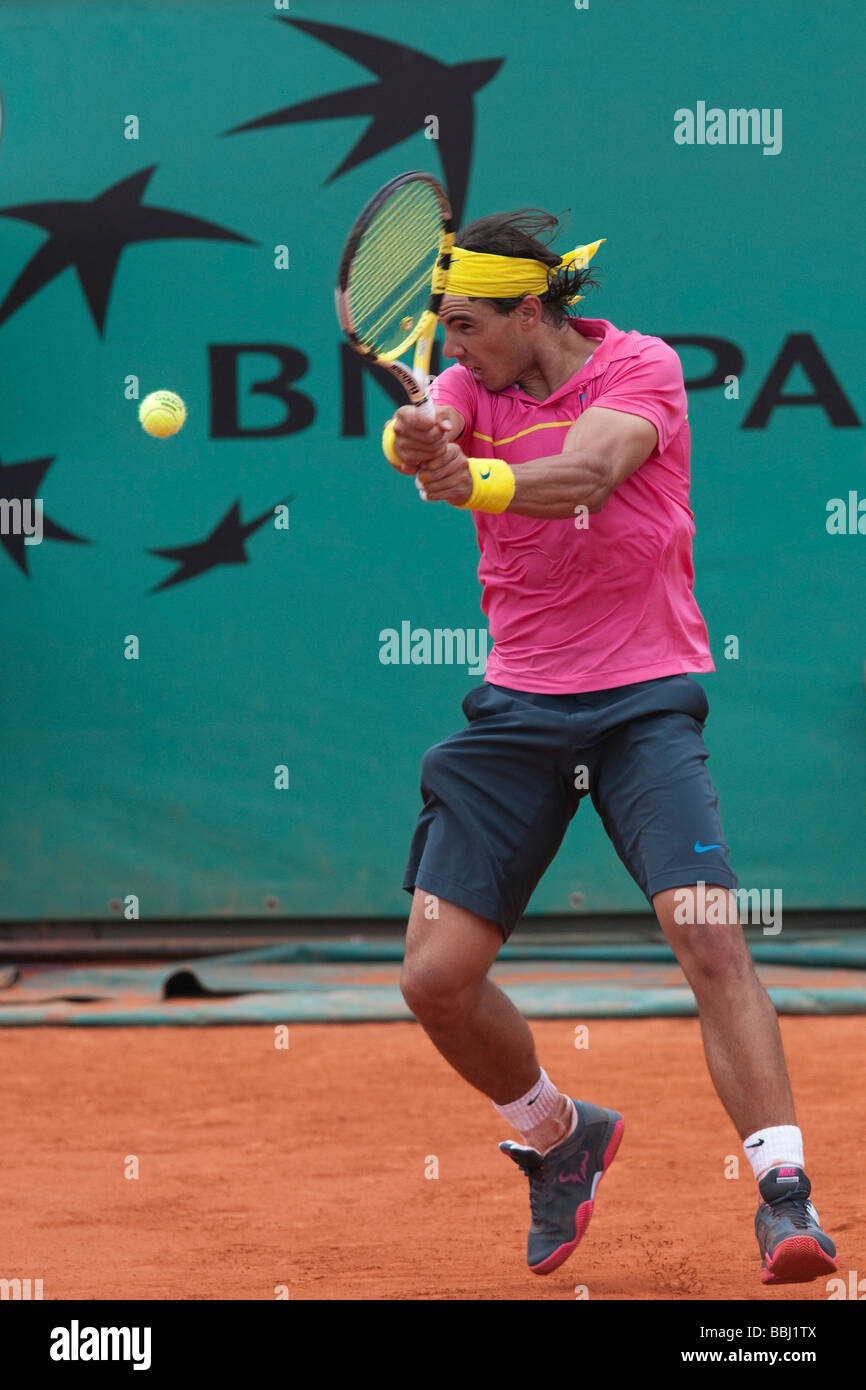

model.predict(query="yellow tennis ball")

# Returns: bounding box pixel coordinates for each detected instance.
[139,390,187,438]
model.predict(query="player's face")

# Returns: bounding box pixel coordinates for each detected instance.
[438,296,532,391]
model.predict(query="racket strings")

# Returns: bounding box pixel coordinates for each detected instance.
[353,184,438,287]
[351,247,435,325]
[348,182,443,354]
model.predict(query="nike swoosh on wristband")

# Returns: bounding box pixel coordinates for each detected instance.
[745,1139,765,1148]
[694,840,721,852]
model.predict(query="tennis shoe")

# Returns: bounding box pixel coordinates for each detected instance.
[755,1166,837,1285]
[500,1099,623,1275]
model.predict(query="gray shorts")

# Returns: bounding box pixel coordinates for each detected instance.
[403,675,737,940]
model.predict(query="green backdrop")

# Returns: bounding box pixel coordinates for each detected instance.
[1,0,863,921]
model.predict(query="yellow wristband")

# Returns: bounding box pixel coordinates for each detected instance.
[457,457,516,513]
[382,419,404,470]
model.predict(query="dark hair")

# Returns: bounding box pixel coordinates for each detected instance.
[454,209,599,325]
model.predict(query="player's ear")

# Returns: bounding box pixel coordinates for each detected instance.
[517,296,542,329]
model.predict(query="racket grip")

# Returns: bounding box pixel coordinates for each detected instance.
[413,366,436,419]
[413,366,443,502]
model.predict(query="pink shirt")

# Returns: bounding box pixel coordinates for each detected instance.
[429,317,715,694]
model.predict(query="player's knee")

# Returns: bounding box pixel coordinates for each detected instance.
[656,885,752,985]
[400,958,453,1019]
[674,921,754,990]
[400,956,472,1024]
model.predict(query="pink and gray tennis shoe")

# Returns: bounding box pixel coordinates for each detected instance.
[755,1166,837,1285]
[500,1099,624,1275]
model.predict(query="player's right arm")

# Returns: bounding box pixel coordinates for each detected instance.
[389,404,466,475]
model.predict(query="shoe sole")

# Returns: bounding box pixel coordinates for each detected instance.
[761,1235,838,1285]
[529,1115,624,1276]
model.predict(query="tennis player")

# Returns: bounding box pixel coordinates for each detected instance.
[384,210,837,1286]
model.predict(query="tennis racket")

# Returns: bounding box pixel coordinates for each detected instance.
[335,170,454,436]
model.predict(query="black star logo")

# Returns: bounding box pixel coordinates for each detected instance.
[0,166,256,335]
[225,18,503,226]
[149,498,290,593]
[0,454,91,575]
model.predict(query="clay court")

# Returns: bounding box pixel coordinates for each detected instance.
[3,1015,861,1301]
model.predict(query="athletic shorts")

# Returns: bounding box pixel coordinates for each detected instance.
[403,674,737,940]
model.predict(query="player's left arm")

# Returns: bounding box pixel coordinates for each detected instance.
[418,407,657,512]
[419,340,686,511]
[503,406,658,518]
[500,342,686,516]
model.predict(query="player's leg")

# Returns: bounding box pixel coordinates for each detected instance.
[651,884,795,1140]
[401,682,624,1273]
[587,678,792,1142]
[400,886,540,1105]
[401,681,593,1150]
[401,888,623,1275]
[653,883,836,1282]
[402,885,602,1167]
[589,675,836,1283]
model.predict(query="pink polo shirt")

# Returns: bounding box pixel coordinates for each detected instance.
[429,317,714,693]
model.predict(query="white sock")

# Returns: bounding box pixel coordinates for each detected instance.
[743,1125,804,1181]
[493,1068,562,1131]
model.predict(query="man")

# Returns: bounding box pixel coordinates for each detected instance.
[385,209,837,1287]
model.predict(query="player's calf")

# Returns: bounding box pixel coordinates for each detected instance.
[654,884,837,1287]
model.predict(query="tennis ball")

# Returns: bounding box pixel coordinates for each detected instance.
[139,390,187,438]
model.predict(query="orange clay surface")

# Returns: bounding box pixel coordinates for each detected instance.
[1,1018,862,1301]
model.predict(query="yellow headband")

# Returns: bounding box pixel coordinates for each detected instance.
[443,239,605,304]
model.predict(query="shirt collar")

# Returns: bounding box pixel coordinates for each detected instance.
[506,319,640,404]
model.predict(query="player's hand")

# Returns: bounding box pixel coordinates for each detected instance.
[418,442,473,507]
[390,405,453,475]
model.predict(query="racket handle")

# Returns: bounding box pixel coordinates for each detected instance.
[413,367,436,419]
[413,368,435,499]
[413,349,453,500]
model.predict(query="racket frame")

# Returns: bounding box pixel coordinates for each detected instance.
[334,170,454,418]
